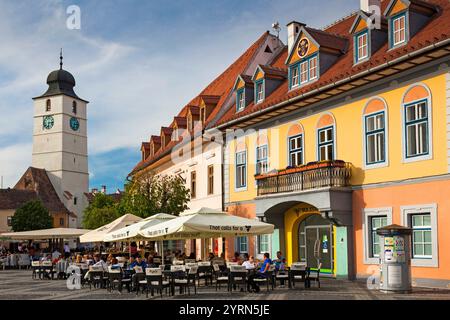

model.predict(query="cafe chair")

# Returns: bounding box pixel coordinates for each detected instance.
[254,265,275,292]
[107,266,131,293]
[212,264,229,291]
[41,261,54,280]
[229,265,247,293]
[307,262,322,288]
[289,262,308,289]
[31,261,41,280]
[88,265,105,290]
[197,261,214,287]
[144,268,170,298]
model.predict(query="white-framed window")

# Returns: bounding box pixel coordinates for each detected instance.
[401,204,438,267]
[236,90,245,111]
[411,214,432,259]
[404,99,429,159]
[257,234,271,254]
[290,64,299,88]
[256,145,268,175]
[365,111,386,166]
[300,61,308,84]
[255,81,264,103]
[318,126,334,161]
[392,14,406,46]
[309,56,318,80]
[362,207,393,265]
[370,216,388,258]
[237,236,248,253]
[235,150,247,189]
[7,216,12,227]
[288,134,303,167]
[356,32,368,61]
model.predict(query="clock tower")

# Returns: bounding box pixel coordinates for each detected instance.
[32,52,89,228]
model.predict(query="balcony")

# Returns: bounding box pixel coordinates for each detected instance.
[255,160,352,196]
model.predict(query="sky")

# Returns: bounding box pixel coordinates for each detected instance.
[0,0,358,192]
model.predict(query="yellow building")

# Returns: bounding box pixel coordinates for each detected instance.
[216,0,450,287]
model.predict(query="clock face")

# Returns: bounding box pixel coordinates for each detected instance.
[297,38,310,58]
[43,116,54,130]
[70,117,80,131]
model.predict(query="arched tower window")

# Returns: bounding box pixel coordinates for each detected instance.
[46,99,51,112]
[72,101,77,114]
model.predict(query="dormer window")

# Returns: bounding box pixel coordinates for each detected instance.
[356,31,369,62]
[392,14,406,47]
[236,89,245,111]
[290,65,299,88]
[290,54,318,89]
[255,81,264,104]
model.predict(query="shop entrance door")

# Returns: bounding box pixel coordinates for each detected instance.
[304,225,333,274]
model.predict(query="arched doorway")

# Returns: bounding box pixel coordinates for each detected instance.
[298,214,333,274]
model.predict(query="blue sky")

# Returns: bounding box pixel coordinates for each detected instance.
[0,0,358,192]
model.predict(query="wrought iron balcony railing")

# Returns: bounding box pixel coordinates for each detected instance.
[255,160,352,196]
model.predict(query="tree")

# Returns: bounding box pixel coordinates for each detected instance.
[82,193,120,229]
[11,200,53,232]
[119,172,190,218]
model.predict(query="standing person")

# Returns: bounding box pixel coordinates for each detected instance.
[64,243,71,259]
[247,253,272,293]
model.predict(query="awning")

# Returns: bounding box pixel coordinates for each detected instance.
[138,207,274,240]
[79,214,142,243]
[0,228,91,240]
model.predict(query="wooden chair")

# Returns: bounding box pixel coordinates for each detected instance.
[31,261,41,280]
[307,262,322,288]
[289,263,308,289]
[213,263,229,291]
[143,268,170,298]
[229,265,247,292]
[88,265,105,290]
[107,267,131,293]
[254,265,275,292]
[197,261,213,286]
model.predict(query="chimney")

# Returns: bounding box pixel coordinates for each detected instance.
[360,0,381,12]
[287,21,306,54]
[101,185,106,194]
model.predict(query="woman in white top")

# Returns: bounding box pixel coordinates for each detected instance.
[242,255,256,270]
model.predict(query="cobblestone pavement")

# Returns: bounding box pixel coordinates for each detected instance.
[1,270,449,300]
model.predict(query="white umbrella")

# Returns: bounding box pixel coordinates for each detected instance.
[138,207,274,240]
[79,214,142,243]
[103,213,176,242]
[1,228,90,240]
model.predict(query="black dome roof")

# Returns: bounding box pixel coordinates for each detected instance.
[37,67,80,100]
[47,69,76,87]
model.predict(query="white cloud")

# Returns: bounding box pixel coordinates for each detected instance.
[0,0,358,187]
[0,143,32,188]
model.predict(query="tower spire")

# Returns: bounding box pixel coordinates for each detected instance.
[60,48,63,70]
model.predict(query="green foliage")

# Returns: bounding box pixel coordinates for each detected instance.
[11,200,53,232]
[119,172,190,218]
[82,193,120,229]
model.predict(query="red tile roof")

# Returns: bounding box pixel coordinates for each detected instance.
[0,167,72,216]
[216,0,449,127]
[131,31,272,174]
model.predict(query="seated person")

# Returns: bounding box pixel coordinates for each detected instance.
[231,252,241,263]
[135,256,147,270]
[93,254,108,271]
[247,253,272,293]
[110,258,121,270]
[242,255,256,270]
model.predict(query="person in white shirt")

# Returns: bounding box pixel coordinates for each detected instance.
[52,249,61,260]
[242,254,256,270]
